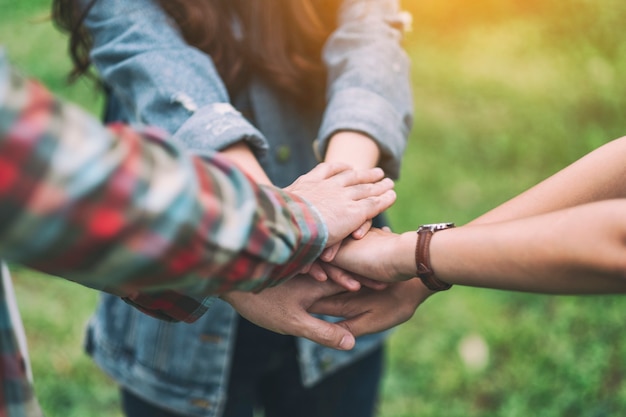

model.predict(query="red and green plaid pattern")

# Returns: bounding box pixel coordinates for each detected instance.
[0,56,326,416]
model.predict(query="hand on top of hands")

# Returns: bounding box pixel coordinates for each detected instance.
[284,162,395,248]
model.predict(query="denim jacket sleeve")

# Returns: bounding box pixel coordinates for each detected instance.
[82,0,268,156]
[317,0,414,179]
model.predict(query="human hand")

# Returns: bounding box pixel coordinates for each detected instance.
[329,228,417,283]
[284,163,396,247]
[308,260,388,292]
[321,217,373,262]
[220,275,356,350]
[309,279,433,337]
[319,218,372,262]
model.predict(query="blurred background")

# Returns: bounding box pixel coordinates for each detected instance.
[2,0,626,416]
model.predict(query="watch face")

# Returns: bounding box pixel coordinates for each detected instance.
[421,222,455,232]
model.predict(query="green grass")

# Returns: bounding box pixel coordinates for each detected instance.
[3,1,626,416]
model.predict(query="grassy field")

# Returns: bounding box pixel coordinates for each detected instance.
[2,0,626,416]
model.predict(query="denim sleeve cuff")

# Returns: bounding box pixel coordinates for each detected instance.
[173,102,269,157]
[317,88,410,179]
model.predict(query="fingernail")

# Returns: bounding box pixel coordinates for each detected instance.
[348,279,361,291]
[339,335,354,350]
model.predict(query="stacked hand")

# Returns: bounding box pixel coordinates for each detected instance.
[283,162,396,247]
[311,227,432,340]
[227,135,626,350]
[222,227,430,350]
[222,162,429,350]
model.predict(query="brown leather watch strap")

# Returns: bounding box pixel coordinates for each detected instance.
[415,224,454,291]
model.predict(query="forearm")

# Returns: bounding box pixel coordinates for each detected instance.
[472,137,626,224]
[431,201,626,294]
[334,200,626,294]
[220,141,273,185]
[324,131,380,169]
[0,61,326,298]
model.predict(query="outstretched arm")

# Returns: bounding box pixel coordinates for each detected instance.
[330,201,626,294]
[472,136,626,224]
[0,56,394,324]
[317,137,626,336]
[316,201,626,337]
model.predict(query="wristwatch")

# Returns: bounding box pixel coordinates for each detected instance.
[415,223,455,291]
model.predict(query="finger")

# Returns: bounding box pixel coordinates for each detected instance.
[308,262,328,282]
[337,167,386,187]
[304,275,351,300]
[321,264,387,290]
[335,302,416,338]
[351,219,373,239]
[355,276,389,291]
[336,315,383,339]
[308,293,354,317]
[296,314,356,350]
[357,189,397,220]
[348,177,394,200]
[320,242,341,262]
[306,161,352,181]
[320,263,361,291]
[312,295,395,338]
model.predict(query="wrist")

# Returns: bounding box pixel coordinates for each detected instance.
[325,131,380,169]
[415,223,455,291]
[395,231,420,280]
[220,141,272,185]
[219,290,238,303]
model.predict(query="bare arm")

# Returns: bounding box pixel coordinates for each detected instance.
[324,131,381,170]
[313,137,626,337]
[330,200,626,294]
[431,201,626,293]
[472,136,626,224]
[323,131,381,242]
[220,141,273,185]
[315,201,626,337]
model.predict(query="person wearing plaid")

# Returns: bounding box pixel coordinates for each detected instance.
[0,52,395,416]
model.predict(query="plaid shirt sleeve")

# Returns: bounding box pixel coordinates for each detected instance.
[0,53,327,323]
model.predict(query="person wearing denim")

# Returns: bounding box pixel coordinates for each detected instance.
[61,0,414,416]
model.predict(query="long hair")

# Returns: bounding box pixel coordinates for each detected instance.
[52,0,340,108]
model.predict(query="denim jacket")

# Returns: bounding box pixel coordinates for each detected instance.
[82,1,413,416]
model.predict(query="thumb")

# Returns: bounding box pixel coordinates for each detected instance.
[310,296,382,338]
[297,314,356,350]
[334,315,374,339]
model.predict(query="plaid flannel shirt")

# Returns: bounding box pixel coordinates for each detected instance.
[0,54,326,416]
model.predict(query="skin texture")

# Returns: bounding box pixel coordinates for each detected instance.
[281,162,395,247]
[220,161,396,351]
[221,276,358,350]
[309,136,626,339]
[220,131,384,286]
[218,131,390,351]
[323,131,381,241]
